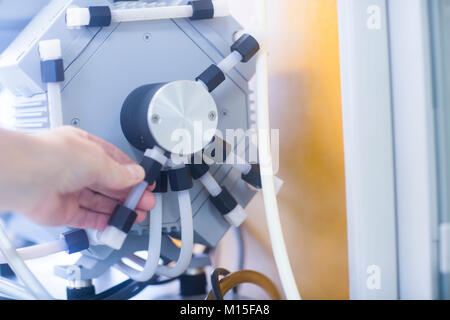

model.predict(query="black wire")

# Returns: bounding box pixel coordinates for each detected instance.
[210,267,231,300]
[90,276,177,300]
[89,279,134,300]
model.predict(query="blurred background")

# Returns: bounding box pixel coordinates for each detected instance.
[217,0,348,299]
[0,0,347,299]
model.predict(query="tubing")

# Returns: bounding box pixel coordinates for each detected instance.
[206,270,281,300]
[0,239,67,264]
[111,0,230,23]
[46,82,63,128]
[124,181,149,210]
[111,5,193,22]
[0,223,52,299]
[217,51,243,74]
[156,190,193,278]
[254,0,301,300]
[199,172,222,197]
[0,277,35,300]
[116,194,163,282]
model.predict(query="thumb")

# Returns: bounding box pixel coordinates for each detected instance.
[95,156,145,190]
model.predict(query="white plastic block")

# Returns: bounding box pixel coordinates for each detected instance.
[224,205,247,227]
[38,39,62,61]
[66,7,90,28]
[98,226,128,250]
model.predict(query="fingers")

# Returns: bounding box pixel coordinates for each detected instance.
[78,189,117,214]
[79,188,156,214]
[35,126,146,193]
[55,127,135,165]
[85,132,136,165]
[95,153,145,190]
[91,185,156,208]
[136,209,148,224]
[66,207,111,230]
[68,207,148,230]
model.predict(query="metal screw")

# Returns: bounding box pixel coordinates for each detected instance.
[208,111,217,121]
[151,114,160,124]
[71,118,80,126]
[143,33,151,42]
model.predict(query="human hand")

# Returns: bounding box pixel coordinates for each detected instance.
[0,126,155,230]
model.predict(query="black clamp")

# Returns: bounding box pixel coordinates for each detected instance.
[141,156,164,185]
[242,164,262,189]
[169,166,193,191]
[154,171,168,193]
[196,64,225,92]
[189,0,214,20]
[40,59,64,83]
[66,286,96,300]
[179,271,207,297]
[210,187,238,216]
[189,160,210,180]
[231,34,260,63]
[88,6,112,27]
[62,229,89,254]
[107,205,137,233]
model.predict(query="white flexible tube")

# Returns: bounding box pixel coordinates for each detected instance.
[0,239,67,264]
[67,1,230,27]
[111,0,229,22]
[39,40,64,129]
[156,190,193,278]
[111,5,193,22]
[0,277,35,300]
[0,224,52,299]
[46,82,63,128]
[199,172,222,197]
[217,50,243,74]
[124,181,149,210]
[116,193,163,282]
[254,0,301,300]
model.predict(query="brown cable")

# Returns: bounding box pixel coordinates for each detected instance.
[206,270,281,300]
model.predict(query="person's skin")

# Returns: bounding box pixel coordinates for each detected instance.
[0,126,156,230]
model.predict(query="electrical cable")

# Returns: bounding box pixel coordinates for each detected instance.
[206,270,280,300]
[254,0,301,300]
[97,276,176,300]
[210,267,230,300]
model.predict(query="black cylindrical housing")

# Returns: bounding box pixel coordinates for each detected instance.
[120,83,166,152]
